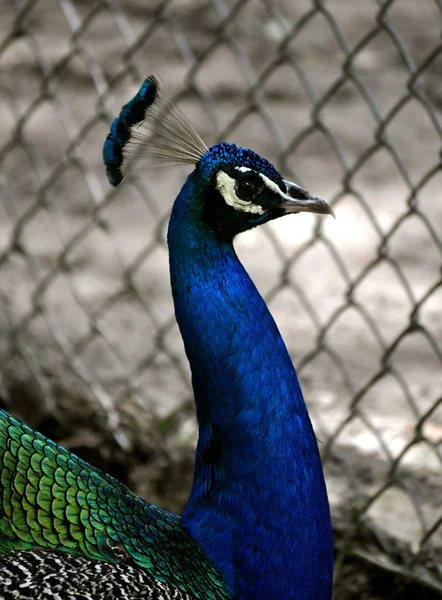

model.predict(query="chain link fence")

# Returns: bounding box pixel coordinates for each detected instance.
[1,0,441,596]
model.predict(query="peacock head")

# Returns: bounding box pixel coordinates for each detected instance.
[103,76,334,237]
[195,141,333,236]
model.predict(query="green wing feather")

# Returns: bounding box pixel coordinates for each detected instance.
[0,409,230,599]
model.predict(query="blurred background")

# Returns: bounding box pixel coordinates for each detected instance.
[0,0,441,597]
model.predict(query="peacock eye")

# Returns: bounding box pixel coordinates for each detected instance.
[235,179,261,203]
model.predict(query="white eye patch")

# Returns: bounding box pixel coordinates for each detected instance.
[215,171,265,215]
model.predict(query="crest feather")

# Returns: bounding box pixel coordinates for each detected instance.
[103,76,209,186]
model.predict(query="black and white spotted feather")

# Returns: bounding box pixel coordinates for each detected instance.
[0,551,192,600]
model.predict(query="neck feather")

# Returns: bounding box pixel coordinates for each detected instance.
[168,173,333,600]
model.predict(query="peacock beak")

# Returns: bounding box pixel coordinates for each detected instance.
[277,180,335,218]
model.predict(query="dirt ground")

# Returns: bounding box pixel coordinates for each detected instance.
[0,0,441,597]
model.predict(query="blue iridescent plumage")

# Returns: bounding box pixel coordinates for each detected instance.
[198,142,284,184]
[1,75,335,599]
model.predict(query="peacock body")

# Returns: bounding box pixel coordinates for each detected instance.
[0,76,334,599]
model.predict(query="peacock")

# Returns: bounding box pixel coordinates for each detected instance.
[0,76,335,599]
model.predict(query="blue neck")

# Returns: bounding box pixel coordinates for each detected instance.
[168,173,333,600]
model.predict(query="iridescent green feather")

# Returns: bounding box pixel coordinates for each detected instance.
[0,410,230,599]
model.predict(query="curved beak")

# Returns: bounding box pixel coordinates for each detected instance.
[277,180,335,218]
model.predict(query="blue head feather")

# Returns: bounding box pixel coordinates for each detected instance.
[103,76,208,186]
[103,78,159,186]
[198,142,284,187]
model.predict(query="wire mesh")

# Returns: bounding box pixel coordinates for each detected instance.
[0,0,441,595]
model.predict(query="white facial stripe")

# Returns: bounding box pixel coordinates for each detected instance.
[258,172,286,199]
[216,171,265,215]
